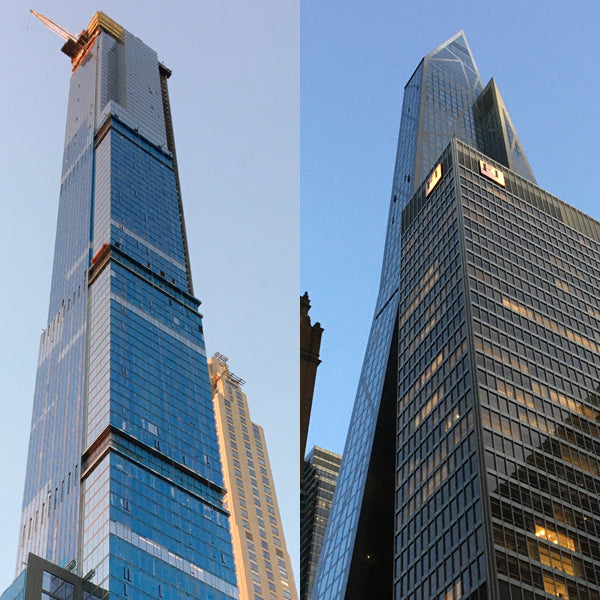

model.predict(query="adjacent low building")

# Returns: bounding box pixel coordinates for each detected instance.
[300,293,324,476]
[300,446,341,600]
[0,554,106,600]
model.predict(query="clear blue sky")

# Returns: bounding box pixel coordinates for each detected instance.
[302,1,600,459]
[0,0,298,590]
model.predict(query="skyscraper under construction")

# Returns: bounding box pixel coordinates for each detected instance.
[8,11,237,600]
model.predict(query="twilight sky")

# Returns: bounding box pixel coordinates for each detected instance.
[303,1,600,457]
[0,0,298,590]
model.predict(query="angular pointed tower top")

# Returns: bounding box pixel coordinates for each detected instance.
[311,30,536,600]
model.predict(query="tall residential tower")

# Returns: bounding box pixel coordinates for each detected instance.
[12,12,237,600]
[312,32,600,600]
[209,354,297,600]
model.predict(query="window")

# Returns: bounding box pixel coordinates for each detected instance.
[535,525,576,551]
[42,572,74,600]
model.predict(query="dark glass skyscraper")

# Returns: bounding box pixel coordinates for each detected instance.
[312,32,600,600]
[312,32,534,600]
[13,12,237,600]
[395,138,600,600]
[300,446,341,600]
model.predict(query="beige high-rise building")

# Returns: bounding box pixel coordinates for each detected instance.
[208,354,298,600]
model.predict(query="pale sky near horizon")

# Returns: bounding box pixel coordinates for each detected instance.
[0,0,298,591]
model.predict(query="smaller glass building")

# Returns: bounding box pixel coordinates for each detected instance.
[0,553,107,600]
[300,446,342,600]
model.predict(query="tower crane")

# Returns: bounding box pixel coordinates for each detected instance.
[30,9,77,42]
[30,9,91,62]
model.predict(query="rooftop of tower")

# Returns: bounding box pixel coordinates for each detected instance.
[60,11,123,69]
[32,10,124,69]
[32,10,174,78]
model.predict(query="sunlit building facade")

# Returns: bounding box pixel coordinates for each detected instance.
[312,31,600,600]
[9,12,237,600]
[209,354,297,600]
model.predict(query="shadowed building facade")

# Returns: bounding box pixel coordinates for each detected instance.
[310,32,600,600]
[395,139,600,600]
[7,12,237,600]
[301,293,324,476]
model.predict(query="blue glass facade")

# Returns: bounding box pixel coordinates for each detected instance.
[311,33,536,599]
[16,13,237,600]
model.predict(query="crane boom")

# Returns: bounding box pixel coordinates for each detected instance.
[30,9,77,42]
[30,10,121,70]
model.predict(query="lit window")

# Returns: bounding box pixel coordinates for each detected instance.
[535,525,576,551]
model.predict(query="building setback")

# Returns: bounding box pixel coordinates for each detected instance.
[312,31,600,600]
[209,354,297,600]
[7,12,237,600]
[1,553,106,600]
[300,446,341,600]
